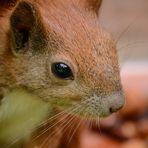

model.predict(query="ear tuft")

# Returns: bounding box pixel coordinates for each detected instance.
[0,0,19,15]
[81,0,102,15]
[88,0,102,14]
[0,0,19,10]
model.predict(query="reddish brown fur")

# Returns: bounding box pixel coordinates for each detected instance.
[37,0,121,94]
[0,0,121,101]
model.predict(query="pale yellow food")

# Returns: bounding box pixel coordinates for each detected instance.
[0,89,50,144]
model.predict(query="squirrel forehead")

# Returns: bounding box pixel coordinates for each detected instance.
[41,0,116,54]
[36,0,119,87]
[40,0,103,46]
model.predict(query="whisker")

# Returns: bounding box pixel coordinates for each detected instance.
[67,107,86,145]
[35,107,74,129]
[32,112,70,142]
[40,101,88,147]
[115,14,142,44]
[32,102,84,142]
[40,110,80,148]
[118,41,148,51]
[47,114,76,146]
[65,106,86,140]
[67,118,83,146]
[97,116,102,135]
[49,103,85,138]
[4,135,24,148]
[38,114,74,148]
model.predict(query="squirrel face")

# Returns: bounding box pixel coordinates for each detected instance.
[1,0,125,118]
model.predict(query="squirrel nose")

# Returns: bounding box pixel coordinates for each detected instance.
[109,105,123,113]
[109,91,125,113]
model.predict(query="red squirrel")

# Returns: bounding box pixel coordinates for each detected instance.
[0,0,125,147]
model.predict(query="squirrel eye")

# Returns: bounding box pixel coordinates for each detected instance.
[51,63,74,80]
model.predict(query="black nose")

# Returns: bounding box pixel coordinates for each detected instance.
[109,105,123,113]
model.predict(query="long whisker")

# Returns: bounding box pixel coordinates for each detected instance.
[48,102,86,139]
[6,99,89,147]
[67,105,88,145]
[32,102,85,142]
[35,106,74,130]
[39,106,84,148]
[64,106,85,141]
[115,14,142,44]
[4,138,20,148]
[32,111,70,142]
[67,118,83,146]
[5,107,74,147]
[97,116,102,135]
[118,41,148,51]
[45,113,77,147]
[37,114,75,147]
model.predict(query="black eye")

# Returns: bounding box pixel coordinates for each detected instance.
[51,63,74,80]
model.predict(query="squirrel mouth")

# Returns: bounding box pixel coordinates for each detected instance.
[61,91,125,119]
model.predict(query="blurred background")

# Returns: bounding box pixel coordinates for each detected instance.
[79,0,148,147]
[100,0,148,63]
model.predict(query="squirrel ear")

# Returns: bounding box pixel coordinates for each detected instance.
[10,1,46,54]
[81,0,102,15]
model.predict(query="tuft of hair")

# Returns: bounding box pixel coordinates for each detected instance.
[0,0,19,15]
[0,0,18,7]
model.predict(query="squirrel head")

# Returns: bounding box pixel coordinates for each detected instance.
[3,0,125,118]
